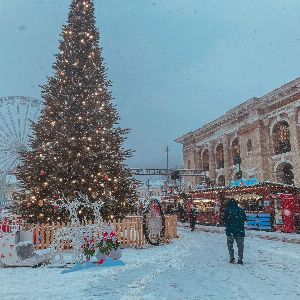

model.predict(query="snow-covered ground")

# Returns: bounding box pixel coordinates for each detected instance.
[1,226,300,300]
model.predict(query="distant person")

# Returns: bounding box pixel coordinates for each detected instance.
[178,204,185,223]
[190,205,198,232]
[166,204,172,214]
[222,198,247,265]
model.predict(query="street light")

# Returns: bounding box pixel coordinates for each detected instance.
[236,154,242,180]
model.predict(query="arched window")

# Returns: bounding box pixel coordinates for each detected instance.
[231,137,240,165]
[216,144,224,169]
[202,149,209,171]
[273,121,291,155]
[217,175,225,187]
[276,162,294,185]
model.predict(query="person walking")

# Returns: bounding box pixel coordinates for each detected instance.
[222,198,247,265]
[190,205,198,231]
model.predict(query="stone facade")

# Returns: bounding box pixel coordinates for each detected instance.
[176,77,300,189]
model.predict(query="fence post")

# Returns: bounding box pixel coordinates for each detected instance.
[129,218,132,247]
[135,218,138,247]
[122,218,125,246]
[35,224,40,250]
[45,223,50,249]
[139,217,144,248]
[117,219,121,242]
[131,218,135,247]
[40,223,45,249]
[50,223,55,245]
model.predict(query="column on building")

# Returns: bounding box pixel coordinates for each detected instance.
[222,135,231,186]
[208,142,216,184]
[183,147,195,191]
[257,119,273,182]
[288,111,300,186]
[191,146,199,187]
[194,146,203,186]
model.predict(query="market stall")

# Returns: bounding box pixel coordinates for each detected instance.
[189,182,300,232]
[188,190,223,225]
[192,198,220,225]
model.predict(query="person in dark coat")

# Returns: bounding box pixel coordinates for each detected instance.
[178,203,184,223]
[190,205,198,231]
[222,198,247,264]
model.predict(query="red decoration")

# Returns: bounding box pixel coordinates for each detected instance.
[40,170,46,176]
[97,258,105,265]
[152,203,161,214]
[53,193,59,200]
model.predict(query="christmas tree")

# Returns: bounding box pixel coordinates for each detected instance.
[14,0,137,223]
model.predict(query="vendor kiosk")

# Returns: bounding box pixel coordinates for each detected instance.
[189,182,300,232]
[192,198,219,225]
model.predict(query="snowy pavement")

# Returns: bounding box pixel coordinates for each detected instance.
[1,227,300,300]
[180,223,300,244]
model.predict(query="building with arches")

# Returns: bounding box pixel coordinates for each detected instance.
[176,77,300,189]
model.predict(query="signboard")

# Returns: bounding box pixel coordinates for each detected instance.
[230,178,258,187]
[280,194,296,233]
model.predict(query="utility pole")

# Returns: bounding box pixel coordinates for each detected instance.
[147,178,150,197]
[166,145,170,170]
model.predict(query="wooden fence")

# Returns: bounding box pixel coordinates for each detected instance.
[18,215,177,250]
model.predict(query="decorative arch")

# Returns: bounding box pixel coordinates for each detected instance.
[272,120,291,155]
[201,149,209,171]
[270,117,290,135]
[275,162,294,185]
[215,144,224,169]
[273,159,294,172]
[231,137,240,165]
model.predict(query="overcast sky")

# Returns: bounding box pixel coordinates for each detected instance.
[1,0,300,169]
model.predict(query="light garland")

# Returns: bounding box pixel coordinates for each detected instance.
[13,0,139,223]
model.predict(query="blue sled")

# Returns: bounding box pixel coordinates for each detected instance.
[61,258,125,274]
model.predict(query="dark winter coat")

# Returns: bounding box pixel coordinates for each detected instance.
[222,201,247,237]
[190,208,198,223]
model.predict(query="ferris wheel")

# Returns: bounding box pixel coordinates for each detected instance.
[0,96,43,203]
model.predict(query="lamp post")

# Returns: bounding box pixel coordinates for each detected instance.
[236,154,242,180]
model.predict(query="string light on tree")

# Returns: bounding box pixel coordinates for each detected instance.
[14,0,138,223]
